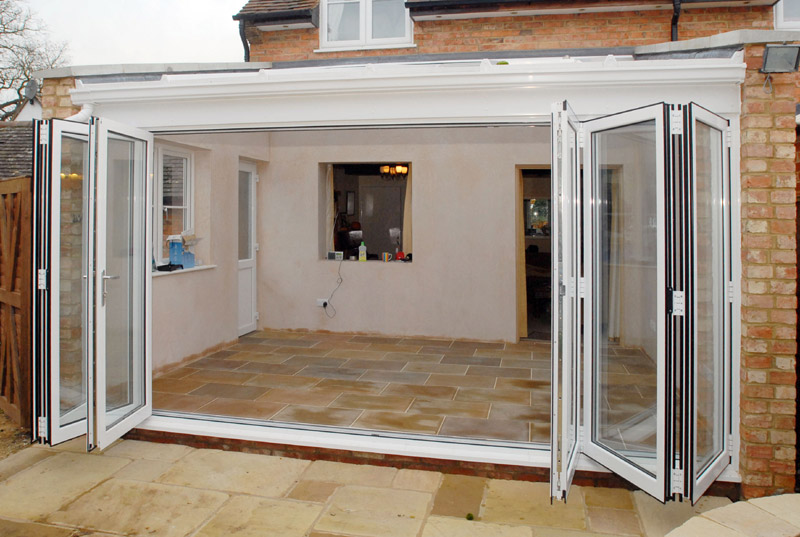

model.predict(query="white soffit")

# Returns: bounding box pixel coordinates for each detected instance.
[69,55,746,132]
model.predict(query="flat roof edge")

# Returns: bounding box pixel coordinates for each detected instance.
[35,62,274,79]
[635,29,800,55]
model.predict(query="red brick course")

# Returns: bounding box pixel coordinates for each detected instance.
[248,6,772,63]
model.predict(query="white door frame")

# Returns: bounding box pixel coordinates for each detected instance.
[237,161,258,336]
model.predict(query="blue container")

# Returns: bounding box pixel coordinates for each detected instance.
[182,251,195,269]
[168,236,183,265]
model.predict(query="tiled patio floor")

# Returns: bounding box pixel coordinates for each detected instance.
[154,330,656,446]
[0,438,735,537]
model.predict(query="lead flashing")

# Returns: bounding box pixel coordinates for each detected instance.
[34,62,274,80]
[635,29,800,56]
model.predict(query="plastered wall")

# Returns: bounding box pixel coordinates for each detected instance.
[259,126,550,342]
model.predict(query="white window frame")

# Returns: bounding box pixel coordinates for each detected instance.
[319,0,413,51]
[775,0,800,29]
[154,146,194,265]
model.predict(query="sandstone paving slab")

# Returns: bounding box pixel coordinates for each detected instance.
[633,491,731,537]
[701,501,800,537]
[314,485,431,537]
[0,447,55,482]
[113,458,174,482]
[47,478,228,537]
[583,487,634,510]
[195,495,323,537]
[586,507,642,536]
[481,481,586,530]
[158,448,310,496]
[533,529,627,537]
[0,518,79,537]
[748,494,800,528]
[431,474,487,518]
[0,452,129,520]
[102,439,193,462]
[301,459,397,487]
[421,516,533,537]
[287,480,341,503]
[393,469,442,493]
[666,515,746,537]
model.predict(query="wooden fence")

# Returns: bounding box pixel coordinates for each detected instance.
[0,176,31,427]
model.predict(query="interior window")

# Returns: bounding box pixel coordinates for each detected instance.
[325,163,412,261]
[322,0,412,48]
[156,148,193,263]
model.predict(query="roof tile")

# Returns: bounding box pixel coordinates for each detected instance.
[236,0,319,17]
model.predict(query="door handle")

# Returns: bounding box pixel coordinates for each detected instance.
[101,270,119,305]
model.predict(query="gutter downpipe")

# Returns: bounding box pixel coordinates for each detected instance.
[66,103,94,122]
[239,20,250,62]
[671,0,682,41]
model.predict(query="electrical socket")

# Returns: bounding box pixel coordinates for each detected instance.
[317,298,328,308]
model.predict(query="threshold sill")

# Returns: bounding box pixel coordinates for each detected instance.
[152,264,216,278]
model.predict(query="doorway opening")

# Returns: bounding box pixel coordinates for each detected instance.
[521,168,552,340]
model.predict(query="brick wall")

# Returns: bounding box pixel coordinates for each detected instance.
[739,43,798,498]
[248,6,772,62]
[41,78,80,120]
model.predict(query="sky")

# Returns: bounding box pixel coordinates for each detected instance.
[25,0,247,66]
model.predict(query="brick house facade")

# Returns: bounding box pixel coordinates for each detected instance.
[36,0,799,501]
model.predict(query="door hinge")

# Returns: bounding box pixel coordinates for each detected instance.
[39,123,49,145]
[671,290,685,316]
[670,109,684,136]
[725,127,732,148]
[578,126,585,149]
[569,277,576,298]
[671,467,684,495]
[728,281,735,303]
[37,416,48,439]
[255,312,260,321]
[556,128,563,159]
[727,434,734,453]
[578,277,586,298]
[254,174,260,183]
[254,243,260,252]
[37,269,48,290]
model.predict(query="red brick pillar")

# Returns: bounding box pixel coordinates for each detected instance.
[739,43,798,498]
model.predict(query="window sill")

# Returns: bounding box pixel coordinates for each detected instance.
[153,264,216,278]
[314,43,417,54]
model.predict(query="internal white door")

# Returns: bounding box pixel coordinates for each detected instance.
[237,162,258,336]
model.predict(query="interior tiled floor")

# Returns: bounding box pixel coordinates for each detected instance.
[154,330,655,445]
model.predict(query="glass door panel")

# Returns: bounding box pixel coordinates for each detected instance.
[238,163,258,336]
[582,104,668,501]
[36,120,92,445]
[550,101,583,501]
[686,104,730,502]
[90,118,152,450]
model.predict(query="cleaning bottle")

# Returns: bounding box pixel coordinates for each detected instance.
[358,241,367,262]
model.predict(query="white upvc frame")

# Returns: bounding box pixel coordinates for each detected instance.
[550,100,583,501]
[581,104,669,502]
[45,120,91,446]
[319,0,413,50]
[237,160,258,336]
[774,0,800,30]
[687,104,733,502]
[155,146,194,265]
[89,117,153,451]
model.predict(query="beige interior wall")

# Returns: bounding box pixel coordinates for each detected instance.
[151,132,270,372]
[260,126,550,342]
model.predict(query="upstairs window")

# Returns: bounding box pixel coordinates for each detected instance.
[776,0,800,29]
[321,0,413,49]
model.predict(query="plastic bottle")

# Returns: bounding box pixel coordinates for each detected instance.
[358,241,367,262]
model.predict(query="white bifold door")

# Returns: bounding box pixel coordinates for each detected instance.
[550,102,732,503]
[33,117,153,451]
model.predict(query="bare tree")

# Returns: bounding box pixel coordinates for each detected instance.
[0,0,67,120]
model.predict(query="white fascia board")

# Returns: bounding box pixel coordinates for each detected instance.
[69,56,745,131]
[257,22,316,31]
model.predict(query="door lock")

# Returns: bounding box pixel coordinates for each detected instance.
[101,270,119,305]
